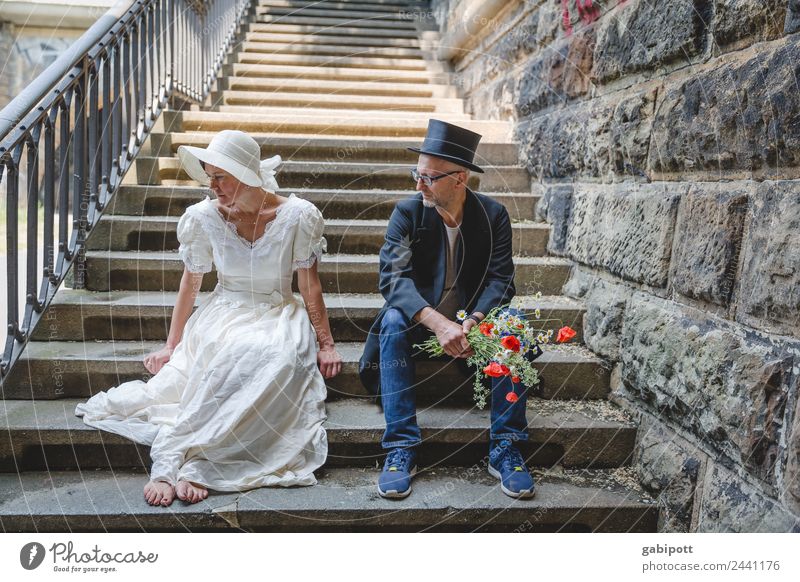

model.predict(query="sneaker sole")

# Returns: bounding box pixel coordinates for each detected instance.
[377,466,417,499]
[488,465,536,499]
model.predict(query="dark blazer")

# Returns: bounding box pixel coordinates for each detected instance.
[358,188,516,395]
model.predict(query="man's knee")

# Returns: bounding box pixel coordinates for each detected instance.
[381,307,410,334]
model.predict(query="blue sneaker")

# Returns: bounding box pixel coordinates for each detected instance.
[378,447,417,499]
[489,440,535,498]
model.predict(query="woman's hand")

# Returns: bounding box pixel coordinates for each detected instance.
[317,346,342,379]
[143,345,175,375]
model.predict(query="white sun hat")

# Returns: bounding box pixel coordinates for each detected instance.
[177,129,282,192]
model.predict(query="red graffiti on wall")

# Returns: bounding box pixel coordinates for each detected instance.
[561,0,605,36]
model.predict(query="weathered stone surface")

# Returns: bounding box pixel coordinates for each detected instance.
[620,293,793,485]
[565,183,682,287]
[785,0,800,34]
[591,0,708,83]
[783,372,800,515]
[564,266,633,360]
[634,415,706,532]
[649,42,800,173]
[697,462,800,532]
[713,0,787,48]
[517,88,657,179]
[736,181,800,337]
[535,184,574,255]
[467,75,517,120]
[670,183,749,306]
[516,30,595,117]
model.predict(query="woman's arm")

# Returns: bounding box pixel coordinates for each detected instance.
[143,267,204,374]
[297,260,342,379]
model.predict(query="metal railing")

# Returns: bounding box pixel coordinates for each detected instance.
[0,0,252,379]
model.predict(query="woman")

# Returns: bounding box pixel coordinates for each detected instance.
[75,130,342,507]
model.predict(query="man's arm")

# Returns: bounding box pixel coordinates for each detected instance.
[378,204,430,321]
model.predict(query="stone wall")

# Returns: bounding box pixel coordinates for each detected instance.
[433,0,800,532]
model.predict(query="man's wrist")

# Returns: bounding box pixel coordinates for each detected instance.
[466,313,483,324]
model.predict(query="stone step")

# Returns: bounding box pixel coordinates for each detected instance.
[136,158,530,191]
[161,110,512,140]
[0,397,635,472]
[8,341,606,401]
[233,51,435,71]
[243,31,421,49]
[254,7,418,24]
[0,467,657,532]
[218,75,456,97]
[238,40,426,60]
[110,186,538,221]
[85,214,549,255]
[78,252,572,295]
[209,105,471,121]
[250,20,418,35]
[148,133,517,166]
[224,60,440,84]
[33,290,582,342]
[256,0,426,14]
[208,90,463,113]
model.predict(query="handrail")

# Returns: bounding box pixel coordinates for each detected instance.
[0,0,253,379]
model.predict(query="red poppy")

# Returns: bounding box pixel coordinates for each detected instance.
[556,326,577,343]
[479,322,494,337]
[483,362,505,378]
[511,376,520,383]
[500,335,521,352]
[499,364,511,376]
[506,392,519,403]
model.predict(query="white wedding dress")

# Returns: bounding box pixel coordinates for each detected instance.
[75,194,328,491]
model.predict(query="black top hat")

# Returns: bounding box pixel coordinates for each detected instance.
[408,119,484,173]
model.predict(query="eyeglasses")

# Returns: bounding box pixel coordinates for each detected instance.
[410,169,463,187]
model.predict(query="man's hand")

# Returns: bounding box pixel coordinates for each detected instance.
[436,319,474,358]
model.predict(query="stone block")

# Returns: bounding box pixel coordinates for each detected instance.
[536,184,574,255]
[516,87,657,179]
[620,293,794,486]
[786,0,800,34]
[564,267,632,360]
[697,462,800,532]
[783,373,800,515]
[736,181,800,337]
[634,415,706,532]
[591,0,708,83]
[713,0,787,48]
[565,183,682,287]
[649,42,800,174]
[516,30,595,117]
[670,183,749,306]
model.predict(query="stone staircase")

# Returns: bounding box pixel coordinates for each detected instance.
[0,0,658,532]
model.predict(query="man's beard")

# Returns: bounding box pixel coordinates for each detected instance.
[422,198,436,208]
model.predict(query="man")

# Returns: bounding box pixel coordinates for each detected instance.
[359,119,540,499]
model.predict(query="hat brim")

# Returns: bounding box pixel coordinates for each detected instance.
[177,145,262,187]
[407,147,485,173]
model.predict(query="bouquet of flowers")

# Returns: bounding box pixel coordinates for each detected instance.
[414,296,577,409]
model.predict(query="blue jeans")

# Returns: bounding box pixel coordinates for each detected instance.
[379,306,532,451]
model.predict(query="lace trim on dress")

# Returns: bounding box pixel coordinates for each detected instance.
[292,236,327,270]
[178,246,213,274]
[205,193,303,250]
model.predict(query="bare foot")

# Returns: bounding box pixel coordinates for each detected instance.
[176,480,208,504]
[144,480,175,507]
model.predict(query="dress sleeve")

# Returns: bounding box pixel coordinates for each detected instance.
[292,203,327,270]
[176,210,213,273]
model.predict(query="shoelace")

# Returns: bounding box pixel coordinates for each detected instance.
[385,448,412,471]
[495,441,526,473]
